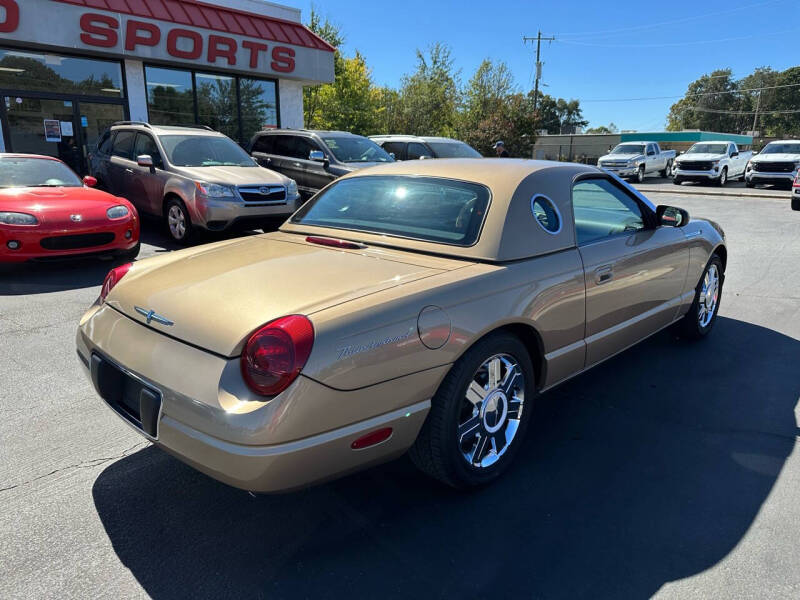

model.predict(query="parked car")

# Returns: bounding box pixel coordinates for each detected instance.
[598,142,676,183]
[673,142,752,186]
[370,135,481,160]
[77,158,726,492]
[90,122,301,243]
[1,154,139,262]
[248,129,393,199]
[745,140,800,189]
[792,173,800,211]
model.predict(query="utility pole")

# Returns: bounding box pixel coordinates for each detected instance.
[523,31,556,134]
[752,88,762,135]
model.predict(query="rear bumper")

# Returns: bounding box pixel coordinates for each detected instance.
[0,218,139,263]
[76,304,441,493]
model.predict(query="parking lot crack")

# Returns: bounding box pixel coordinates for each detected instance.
[0,441,149,494]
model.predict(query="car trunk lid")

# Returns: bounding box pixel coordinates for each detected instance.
[106,232,468,357]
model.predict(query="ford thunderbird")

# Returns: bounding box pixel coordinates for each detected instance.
[76,159,726,491]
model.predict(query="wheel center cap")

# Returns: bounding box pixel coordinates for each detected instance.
[482,390,508,433]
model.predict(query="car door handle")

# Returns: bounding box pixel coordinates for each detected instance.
[293,162,301,167]
[595,265,614,284]
[124,168,134,174]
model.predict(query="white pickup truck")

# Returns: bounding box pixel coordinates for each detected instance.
[597,141,676,183]
[745,140,800,189]
[673,141,752,187]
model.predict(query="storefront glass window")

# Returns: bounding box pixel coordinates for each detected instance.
[0,48,123,98]
[145,66,195,126]
[196,73,239,141]
[144,65,278,144]
[240,78,278,144]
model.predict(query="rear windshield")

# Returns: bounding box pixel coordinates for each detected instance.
[291,175,490,246]
[159,134,256,167]
[321,136,393,163]
[426,141,481,158]
[0,157,82,188]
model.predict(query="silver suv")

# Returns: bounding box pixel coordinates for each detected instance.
[90,122,301,243]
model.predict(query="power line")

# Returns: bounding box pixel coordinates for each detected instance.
[555,28,793,48]
[581,81,800,103]
[680,106,800,115]
[555,0,784,37]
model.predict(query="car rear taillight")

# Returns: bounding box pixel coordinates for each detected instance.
[99,263,132,302]
[793,175,800,188]
[241,315,314,397]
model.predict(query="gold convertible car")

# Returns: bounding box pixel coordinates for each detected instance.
[77,159,726,491]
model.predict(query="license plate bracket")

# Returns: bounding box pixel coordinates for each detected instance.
[91,353,161,438]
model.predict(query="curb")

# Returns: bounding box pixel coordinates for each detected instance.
[637,186,785,200]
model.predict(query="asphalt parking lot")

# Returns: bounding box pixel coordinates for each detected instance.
[1,189,799,599]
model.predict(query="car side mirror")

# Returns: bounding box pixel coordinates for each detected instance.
[309,150,327,163]
[647,151,655,156]
[657,205,689,227]
[388,152,396,160]
[731,151,739,158]
[137,154,154,168]
[83,175,97,187]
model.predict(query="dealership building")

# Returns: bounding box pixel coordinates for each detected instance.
[0,0,334,174]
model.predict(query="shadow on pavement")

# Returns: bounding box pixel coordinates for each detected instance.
[92,317,799,598]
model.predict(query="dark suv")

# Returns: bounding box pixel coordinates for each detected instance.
[248,130,393,198]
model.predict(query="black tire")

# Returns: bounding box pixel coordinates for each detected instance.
[660,161,672,178]
[745,179,755,188]
[409,331,536,489]
[716,167,727,187]
[673,176,683,186]
[678,254,724,340]
[117,241,140,261]
[738,170,746,182]
[164,198,193,244]
[636,165,645,183]
[792,196,800,211]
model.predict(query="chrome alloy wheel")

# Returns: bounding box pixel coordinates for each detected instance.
[698,264,720,327]
[457,354,525,468]
[168,205,186,240]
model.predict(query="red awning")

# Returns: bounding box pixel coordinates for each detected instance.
[54,0,335,52]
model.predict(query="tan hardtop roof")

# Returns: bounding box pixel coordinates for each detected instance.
[282,158,603,262]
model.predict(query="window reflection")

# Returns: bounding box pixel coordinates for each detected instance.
[145,66,195,126]
[0,48,123,98]
[196,73,239,141]
[240,78,278,143]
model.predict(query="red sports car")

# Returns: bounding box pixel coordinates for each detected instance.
[0,154,139,263]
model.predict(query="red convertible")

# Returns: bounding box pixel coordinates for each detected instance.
[0,154,139,263]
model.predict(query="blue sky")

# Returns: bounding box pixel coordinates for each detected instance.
[295,0,799,131]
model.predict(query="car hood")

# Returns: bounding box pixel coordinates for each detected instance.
[599,153,643,162]
[105,231,468,357]
[750,154,800,162]
[0,186,132,225]
[172,165,288,186]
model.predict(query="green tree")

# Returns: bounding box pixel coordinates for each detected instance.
[303,8,345,129]
[461,59,516,130]
[667,69,740,132]
[393,43,461,136]
[309,51,383,134]
[585,122,618,134]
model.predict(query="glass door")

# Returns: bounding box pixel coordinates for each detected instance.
[77,101,125,174]
[3,96,81,174]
